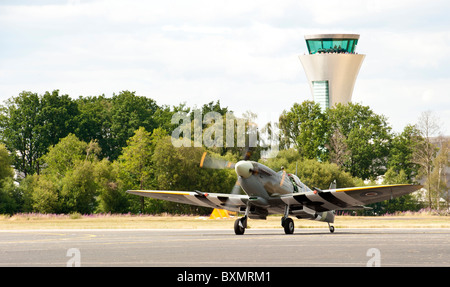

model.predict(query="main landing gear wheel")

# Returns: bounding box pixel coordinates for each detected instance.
[234,217,247,235]
[282,217,294,234]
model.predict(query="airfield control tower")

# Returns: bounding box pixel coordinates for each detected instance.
[299,34,365,111]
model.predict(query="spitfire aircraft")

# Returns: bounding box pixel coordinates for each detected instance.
[127,152,422,235]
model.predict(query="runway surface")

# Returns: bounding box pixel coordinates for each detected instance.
[0,228,449,267]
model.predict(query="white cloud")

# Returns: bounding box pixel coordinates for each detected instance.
[354,77,450,132]
[0,0,449,134]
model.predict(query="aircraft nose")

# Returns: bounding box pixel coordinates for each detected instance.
[235,161,253,179]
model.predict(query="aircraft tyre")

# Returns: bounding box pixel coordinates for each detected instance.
[283,218,294,234]
[234,218,246,235]
[328,224,335,233]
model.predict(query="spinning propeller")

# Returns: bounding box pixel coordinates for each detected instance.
[199,152,235,169]
[199,146,255,206]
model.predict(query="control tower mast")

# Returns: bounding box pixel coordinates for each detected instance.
[299,34,365,111]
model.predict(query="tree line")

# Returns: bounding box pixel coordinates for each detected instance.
[0,90,448,215]
[0,90,240,214]
[276,101,448,213]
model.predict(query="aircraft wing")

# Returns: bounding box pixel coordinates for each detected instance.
[128,184,422,215]
[126,190,248,212]
[281,184,422,212]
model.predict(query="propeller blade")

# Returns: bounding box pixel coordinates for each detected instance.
[230,180,243,195]
[199,152,236,169]
[243,148,252,160]
[242,139,254,160]
[223,180,245,209]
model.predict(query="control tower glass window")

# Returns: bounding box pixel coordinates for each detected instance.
[306,38,358,54]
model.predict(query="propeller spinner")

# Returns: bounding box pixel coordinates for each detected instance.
[234,161,253,178]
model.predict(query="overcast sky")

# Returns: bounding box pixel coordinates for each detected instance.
[0,0,449,134]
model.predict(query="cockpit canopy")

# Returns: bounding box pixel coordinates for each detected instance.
[277,171,312,193]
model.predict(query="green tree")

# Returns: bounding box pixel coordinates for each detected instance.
[95,158,127,213]
[0,143,18,214]
[0,178,19,214]
[0,143,13,181]
[384,168,409,184]
[278,101,393,180]
[152,103,188,135]
[31,175,60,213]
[60,160,98,214]
[32,133,117,214]
[0,91,43,176]
[201,100,229,117]
[33,134,90,213]
[279,101,328,160]
[41,133,87,178]
[387,125,421,182]
[75,95,113,160]
[14,175,34,213]
[152,136,235,214]
[119,127,154,190]
[188,100,239,158]
[40,90,79,151]
[0,90,79,176]
[295,159,358,190]
[109,91,159,160]
[261,148,301,172]
[327,103,393,180]
[115,127,156,212]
